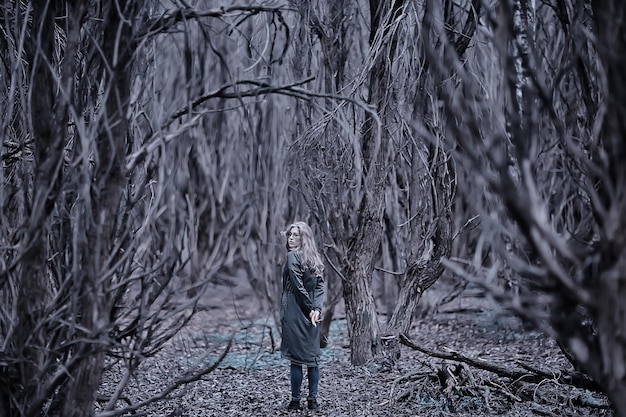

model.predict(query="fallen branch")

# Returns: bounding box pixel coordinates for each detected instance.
[398,334,601,392]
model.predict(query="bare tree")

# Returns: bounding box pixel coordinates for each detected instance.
[285,0,482,366]
[0,1,297,415]
[383,0,481,339]
[420,0,626,415]
[285,0,404,365]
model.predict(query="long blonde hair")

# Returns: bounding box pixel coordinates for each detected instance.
[283,221,324,276]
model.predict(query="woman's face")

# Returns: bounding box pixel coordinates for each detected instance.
[287,227,302,250]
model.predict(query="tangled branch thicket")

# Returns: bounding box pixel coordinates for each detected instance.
[2,0,626,416]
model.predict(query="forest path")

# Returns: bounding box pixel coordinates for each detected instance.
[100,282,611,417]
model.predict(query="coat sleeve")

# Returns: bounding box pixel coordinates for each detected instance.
[313,274,325,312]
[286,251,314,315]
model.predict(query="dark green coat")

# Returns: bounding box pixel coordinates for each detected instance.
[280,250,325,366]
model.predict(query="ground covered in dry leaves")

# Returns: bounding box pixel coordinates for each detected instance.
[100,285,613,417]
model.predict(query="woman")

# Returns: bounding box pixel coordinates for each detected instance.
[280,221,325,411]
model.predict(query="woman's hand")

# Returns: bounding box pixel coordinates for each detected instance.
[309,310,322,327]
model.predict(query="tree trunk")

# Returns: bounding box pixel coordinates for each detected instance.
[343,0,405,365]
[384,0,468,343]
[386,144,453,336]
[61,2,136,416]
[595,263,626,417]
[13,2,62,414]
[576,3,626,415]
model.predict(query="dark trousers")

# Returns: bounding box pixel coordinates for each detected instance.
[290,363,319,400]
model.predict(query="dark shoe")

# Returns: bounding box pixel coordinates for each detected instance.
[307,399,319,410]
[287,400,301,410]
